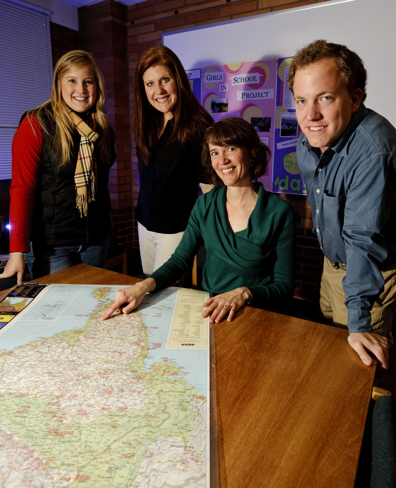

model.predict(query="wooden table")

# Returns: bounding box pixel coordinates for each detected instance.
[29,263,375,488]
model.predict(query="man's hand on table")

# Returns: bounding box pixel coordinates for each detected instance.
[348,332,389,369]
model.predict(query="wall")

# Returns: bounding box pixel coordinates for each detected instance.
[51,22,79,66]
[79,2,136,259]
[24,0,79,30]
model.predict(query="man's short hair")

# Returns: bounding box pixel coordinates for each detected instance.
[287,40,367,101]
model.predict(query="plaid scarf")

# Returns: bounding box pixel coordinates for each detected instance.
[69,111,99,218]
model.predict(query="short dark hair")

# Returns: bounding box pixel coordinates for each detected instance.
[202,117,271,185]
[287,40,367,101]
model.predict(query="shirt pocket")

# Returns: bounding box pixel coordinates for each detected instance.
[323,191,345,237]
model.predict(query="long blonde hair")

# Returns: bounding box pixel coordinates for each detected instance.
[29,50,112,166]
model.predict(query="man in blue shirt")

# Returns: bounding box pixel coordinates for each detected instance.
[287,40,396,369]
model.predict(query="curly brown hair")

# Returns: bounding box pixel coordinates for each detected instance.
[201,117,271,186]
[287,40,367,102]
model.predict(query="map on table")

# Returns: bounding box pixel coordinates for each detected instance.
[0,283,210,487]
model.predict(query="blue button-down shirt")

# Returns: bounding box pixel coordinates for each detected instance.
[297,104,396,333]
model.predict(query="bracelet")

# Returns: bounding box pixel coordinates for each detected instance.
[245,287,253,305]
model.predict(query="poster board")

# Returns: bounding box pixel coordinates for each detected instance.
[186,68,202,104]
[201,59,277,191]
[199,56,306,194]
[272,57,305,195]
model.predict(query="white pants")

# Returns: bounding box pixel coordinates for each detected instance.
[138,222,185,276]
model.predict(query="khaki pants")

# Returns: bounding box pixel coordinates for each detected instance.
[320,256,396,345]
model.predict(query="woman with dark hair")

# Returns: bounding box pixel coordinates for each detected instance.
[103,117,300,324]
[0,50,115,284]
[133,46,213,276]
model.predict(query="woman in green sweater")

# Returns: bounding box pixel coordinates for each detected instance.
[102,117,301,324]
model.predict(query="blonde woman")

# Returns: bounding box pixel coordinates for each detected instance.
[1,50,115,284]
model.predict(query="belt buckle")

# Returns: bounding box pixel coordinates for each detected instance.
[330,261,346,270]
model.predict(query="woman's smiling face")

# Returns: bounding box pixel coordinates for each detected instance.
[142,64,178,120]
[209,143,252,187]
[60,65,97,114]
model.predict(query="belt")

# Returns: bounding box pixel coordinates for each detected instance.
[330,261,396,271]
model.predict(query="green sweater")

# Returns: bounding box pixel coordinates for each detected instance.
[150,183,301,308]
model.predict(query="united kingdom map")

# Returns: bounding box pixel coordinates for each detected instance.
[0,283,210,487]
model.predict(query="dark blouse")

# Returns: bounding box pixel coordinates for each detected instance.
[135,118,206,234]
